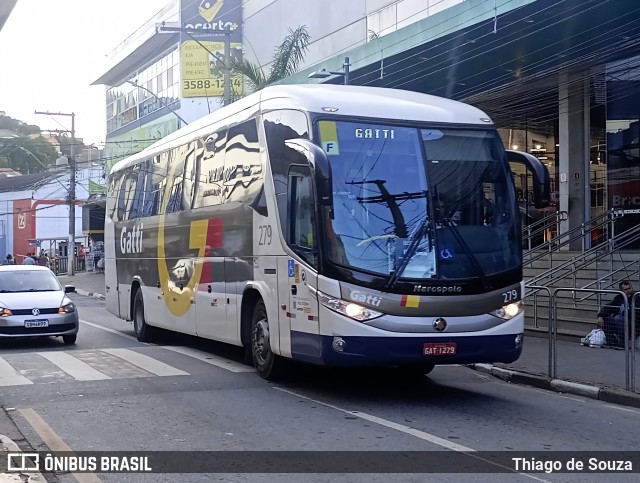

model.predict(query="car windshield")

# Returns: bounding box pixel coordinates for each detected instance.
[317,120,520,280]
[0,270,62,292]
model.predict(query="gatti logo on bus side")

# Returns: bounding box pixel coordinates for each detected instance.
[120,224,144,254]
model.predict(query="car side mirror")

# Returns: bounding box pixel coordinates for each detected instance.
[64,285,76,293]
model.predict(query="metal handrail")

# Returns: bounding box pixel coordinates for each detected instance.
[522,210,567,251]
[523,208,625,267]
[573,258,640,304]
[551,288,631,389]
[525,223,640,295]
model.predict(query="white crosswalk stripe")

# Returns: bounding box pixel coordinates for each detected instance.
[0,345,253,386]
[101,348,189,377]
[37,351,111,381]
[0,348,191,386]
[0,356,32,386]
[162,346,255,373]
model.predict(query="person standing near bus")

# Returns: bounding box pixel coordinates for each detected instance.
[78,244,86,271]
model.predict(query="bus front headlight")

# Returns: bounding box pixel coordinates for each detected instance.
[490,301,523,320]
[318,292,383,322]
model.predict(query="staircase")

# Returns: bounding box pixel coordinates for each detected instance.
[523,250,640,336]
[521,211,640,337]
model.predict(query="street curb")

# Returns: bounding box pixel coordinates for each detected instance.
[0,434,45,482]
[468,363,640,409]
[74,289,105,301]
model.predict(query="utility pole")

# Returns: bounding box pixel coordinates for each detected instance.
[34,111,76,275]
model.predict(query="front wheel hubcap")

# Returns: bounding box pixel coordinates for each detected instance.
[253,318,270,365]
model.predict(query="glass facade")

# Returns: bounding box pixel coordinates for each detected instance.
[106,48,180,134]
[606,55,640,245]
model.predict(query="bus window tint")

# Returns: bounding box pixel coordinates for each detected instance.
[319,122,433,277]
[183,140,199,209]
[116,169,130,221]
[153,152,169,215]
[194,130,227,208]
[263,110,310,237]
[423,129,521,277]
[166,145,187,213]
[224,120,261,205]
[289,168,317,267]
[140,160,155,217]
[107,174,123,221]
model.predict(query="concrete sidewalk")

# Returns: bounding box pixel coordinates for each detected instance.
[54,271,640,407]
[57,271,105,300]
[471,332,640,408]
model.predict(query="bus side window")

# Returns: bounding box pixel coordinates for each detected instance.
[166,145,187,214]
[288,165,317,268]
[263,110,310,237]
[107,174,123,221]
[116,170,129,221]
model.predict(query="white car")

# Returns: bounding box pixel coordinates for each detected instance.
[0,265,78,344]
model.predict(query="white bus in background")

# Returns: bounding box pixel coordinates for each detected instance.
[105,84,550,379]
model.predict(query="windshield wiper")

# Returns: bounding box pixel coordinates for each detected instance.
[384,214,431,290]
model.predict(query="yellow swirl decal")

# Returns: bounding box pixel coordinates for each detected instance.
[157,163,208,317]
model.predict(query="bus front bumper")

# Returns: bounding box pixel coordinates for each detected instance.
[290,332,523,367]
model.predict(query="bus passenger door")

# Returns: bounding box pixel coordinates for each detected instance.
[285,167,320,360]
[104,236,121,317]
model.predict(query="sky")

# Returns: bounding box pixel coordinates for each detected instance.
[0,0,169,146]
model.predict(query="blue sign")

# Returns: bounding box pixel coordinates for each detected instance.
[440,245,454,260]
[288,260,295,277]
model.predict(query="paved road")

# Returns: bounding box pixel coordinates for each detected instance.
[0,294,638,482]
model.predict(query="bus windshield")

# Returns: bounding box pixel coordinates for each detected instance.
[317,120,521,281]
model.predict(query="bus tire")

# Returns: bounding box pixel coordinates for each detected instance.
[251,300,283,380]
[133,290,155,343]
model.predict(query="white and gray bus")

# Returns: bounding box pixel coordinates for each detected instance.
[105,84,550,379]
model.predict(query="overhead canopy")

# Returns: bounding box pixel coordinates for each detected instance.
[289,0,640,131]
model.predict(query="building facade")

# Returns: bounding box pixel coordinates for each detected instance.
[93,0,640,247]
[0,166,96,266]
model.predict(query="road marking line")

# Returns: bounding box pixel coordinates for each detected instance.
[274,387,550,482]
[162,346,255,373]
[20,408,103,483]
[37,352,111,381]
[0,356,33,386]
[79,319,253,373]
[603,404,640,414]
[80,319,142,343]
[101,348,189,377]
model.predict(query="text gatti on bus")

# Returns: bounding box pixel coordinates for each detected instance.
[105,84,550,379]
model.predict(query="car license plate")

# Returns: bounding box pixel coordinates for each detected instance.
[24,319,49,328]
[423,342,456,356]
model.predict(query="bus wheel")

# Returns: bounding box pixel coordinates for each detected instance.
[251,300,283,379]
[133,290,155,343]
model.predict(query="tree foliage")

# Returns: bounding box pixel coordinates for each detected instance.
[231,25,311,92]
[0,113,58,173]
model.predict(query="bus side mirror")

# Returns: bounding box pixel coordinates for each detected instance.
[505,150,551,209]
[285,139,333,207]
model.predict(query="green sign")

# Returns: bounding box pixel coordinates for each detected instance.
[103,117,179,173]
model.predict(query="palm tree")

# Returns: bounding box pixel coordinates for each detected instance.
[231,25,311,92]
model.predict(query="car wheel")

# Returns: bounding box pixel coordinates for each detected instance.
[62,334,77,345]
[133,290,155,342]
[251,300,285,380]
